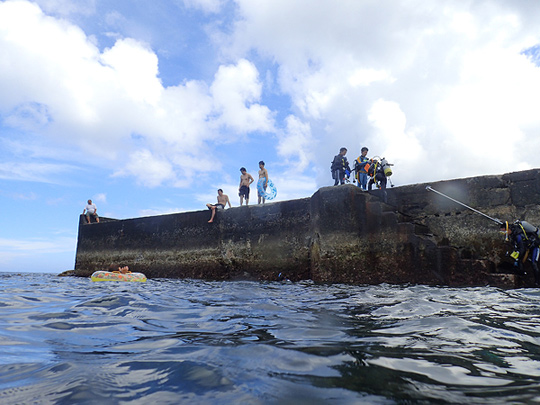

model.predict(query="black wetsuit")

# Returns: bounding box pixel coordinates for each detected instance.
[331,154,350,186]
[508,221,540,285]
[367,162,388,203]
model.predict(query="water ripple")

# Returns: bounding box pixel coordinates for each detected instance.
[1,273,540,403]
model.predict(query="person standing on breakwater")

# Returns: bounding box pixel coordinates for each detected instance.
[367,158,388,203]
[83,199,99,224]
[354,147,370,191]
[239,167,254,205]
[206,189,231,223]
[331,147,351,185]
[258,161,269,204]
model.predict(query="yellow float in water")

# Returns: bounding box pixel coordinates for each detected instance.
[91,270,147,282]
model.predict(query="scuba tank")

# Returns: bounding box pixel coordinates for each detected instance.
[518,221,540,238]
[380,158,393,177]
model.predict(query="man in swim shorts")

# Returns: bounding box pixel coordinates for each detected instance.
[258,161,269,204]
[238,167,254,206]
[206,189,232,223]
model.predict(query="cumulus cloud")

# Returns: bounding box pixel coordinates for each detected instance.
[2,0,540,193]
[100,38,162,105]
[229,0,540,186]
[0,0,276,188]
[367,99,424,174]
[210,59,274,133]
[113,149,175,187]
[277,115,314,172]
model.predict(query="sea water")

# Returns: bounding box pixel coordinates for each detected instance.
[1,273,540,404]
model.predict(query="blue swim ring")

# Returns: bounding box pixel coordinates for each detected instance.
[257,178,277,200]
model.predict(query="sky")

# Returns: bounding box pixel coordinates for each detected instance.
[1,0,540,273]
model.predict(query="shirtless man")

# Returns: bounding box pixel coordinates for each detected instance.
[206,189,232,223]
[238,167,254,206]
[258,161,269,204]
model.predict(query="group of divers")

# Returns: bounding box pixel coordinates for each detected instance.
[331,146,394,202]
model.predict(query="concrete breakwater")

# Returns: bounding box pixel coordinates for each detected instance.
[68,168,540,288]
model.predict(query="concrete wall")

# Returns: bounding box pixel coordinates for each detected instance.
[75,197,313,280]
[71,169,540,287]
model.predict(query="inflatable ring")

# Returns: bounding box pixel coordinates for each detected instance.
[91,271,147,282]
[257,178,277,200]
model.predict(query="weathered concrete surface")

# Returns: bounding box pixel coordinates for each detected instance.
[68,169,540,287]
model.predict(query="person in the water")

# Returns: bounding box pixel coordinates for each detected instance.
[108,264,130,274]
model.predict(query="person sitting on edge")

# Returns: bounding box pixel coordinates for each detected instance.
[83,199,100,224]
[238,167,254,205]
[258,161,269,204]
[108,264,130,274]
[206,189,232,223]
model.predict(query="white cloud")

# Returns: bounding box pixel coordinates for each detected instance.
[0,237,73,253]
[113,149,175,188]
[348,69,395,88]
[2,0,540,193]
[228,0,540,186]
[100,38,162,105]
[183,0,224,14]
[210,59,274,133]
[93,193,107,203]
[268,174,317,202]
[0,236,76,272]
[33,0,96,16]
[0,162,78,183]
[4,102,51,130]
[277,115,315,172]
[0,236,76,262]
[367,99,424,180]
[0,1,277,188]
[3,191,38,201]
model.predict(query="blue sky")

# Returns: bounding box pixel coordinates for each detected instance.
[1,0,540,273]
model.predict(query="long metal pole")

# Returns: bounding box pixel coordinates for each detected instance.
[426,186,503,225]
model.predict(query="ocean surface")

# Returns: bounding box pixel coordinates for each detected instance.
[2,273,540,404]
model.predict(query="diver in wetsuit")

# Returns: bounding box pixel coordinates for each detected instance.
[504,220,540,286]
[367,159,388,203]
[331,147,351,186]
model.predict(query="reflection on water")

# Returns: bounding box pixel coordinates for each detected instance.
[1,273,540,403]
